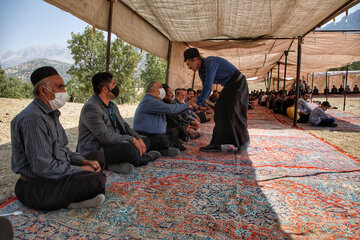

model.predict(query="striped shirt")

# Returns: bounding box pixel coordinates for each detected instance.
[11,98,83,179]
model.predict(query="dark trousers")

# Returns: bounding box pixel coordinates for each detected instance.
[318,117,335,126]
[298,114,309,123]
[211,72,250,147]
[103,137,151,167]
[137,132,171,151]
[15,151,106,211]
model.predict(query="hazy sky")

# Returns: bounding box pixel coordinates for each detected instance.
[0,0,359,54]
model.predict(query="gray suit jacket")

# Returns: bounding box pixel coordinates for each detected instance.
[77,95,141,155]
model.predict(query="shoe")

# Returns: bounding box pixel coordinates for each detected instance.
[174,143,187,151]
[107,163,134,174]
[328,123,338,127]
[190,131,202,139]
[67,194,105,209]
[236,141,250,154]
[160,147,181,157]
[145,150,161,161]
[199,144,222,152]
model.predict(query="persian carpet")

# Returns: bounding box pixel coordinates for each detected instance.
[1,106,360,239]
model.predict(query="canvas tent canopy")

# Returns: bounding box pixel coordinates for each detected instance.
[44,0,360,90]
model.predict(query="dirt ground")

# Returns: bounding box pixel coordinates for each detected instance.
[0,96,359,204]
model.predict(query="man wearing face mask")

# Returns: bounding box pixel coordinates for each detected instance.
[133,81,197,157]
[77,72,161,174]
[11,66,106,210]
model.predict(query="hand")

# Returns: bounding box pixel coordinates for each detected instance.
[81,159,101,172]
[137,138,147,155]
[187,98,197,108]
[133,137,143,156]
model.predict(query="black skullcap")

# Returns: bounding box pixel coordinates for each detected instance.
[184,48,200,62]
[322,101,332,108]
[30,66,59,86]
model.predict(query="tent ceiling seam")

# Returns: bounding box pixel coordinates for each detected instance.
[118,0,170,41]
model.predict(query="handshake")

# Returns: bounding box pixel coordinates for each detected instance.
[187,98,198,109]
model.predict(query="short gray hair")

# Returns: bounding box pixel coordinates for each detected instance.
[33,78,50,97]
[146,81,158,93]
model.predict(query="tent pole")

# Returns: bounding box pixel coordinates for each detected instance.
[105,0,115,72]
[325,71,328,102]
[267,72,269,90]
[293,37,303,127]
[191,71,196,89]
[270,69,273,90]
[165,41,172,84]
[277,62,280,91]
[343,65,349,111]
[264,77,267,89]
[311,73,314,103]
[283,51,288,90]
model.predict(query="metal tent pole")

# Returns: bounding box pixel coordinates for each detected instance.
[283,51,288,90]
[277,62,280,91]
[311,73,314,103]
[293,37,303,127]
[105,0,115,72]
[343,65,349,111]
[270,69,273,90]
[191,71,196,89]
[165,41,172,84]
[325,71,328,102]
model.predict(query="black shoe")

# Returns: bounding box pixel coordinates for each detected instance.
[199,144,222,152]
[145,150,161,161]
[328,123,338,127]
[160,147,181,157]
[236,141,250,154]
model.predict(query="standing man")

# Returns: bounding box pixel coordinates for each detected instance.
[184,48,250,153]
[11,66,106,210]
[77,72,160,174]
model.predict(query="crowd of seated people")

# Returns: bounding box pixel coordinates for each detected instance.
[249,88,338,128]
[327,84,359,94]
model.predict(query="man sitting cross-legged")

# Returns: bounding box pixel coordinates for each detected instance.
[11,66,106,211]
[77,72,160,174]
[133,81,197,157]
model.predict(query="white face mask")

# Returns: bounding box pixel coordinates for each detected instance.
[44,87,68,110]
[158,88,166,100]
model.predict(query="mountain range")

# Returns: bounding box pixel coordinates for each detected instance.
[320,9,360,30]
[0,44,73,69]
[5,58,72,82]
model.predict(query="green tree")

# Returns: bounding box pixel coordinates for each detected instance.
[0,65,33,99]
[110,39,141,104]
[66,26,141,104]
[330,61,360,71]
[140,53,167,87]
[66,26,107,102]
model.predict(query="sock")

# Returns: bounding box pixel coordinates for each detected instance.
[67,194,105,209]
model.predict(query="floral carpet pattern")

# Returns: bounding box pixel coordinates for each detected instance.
[1,106,360,239]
